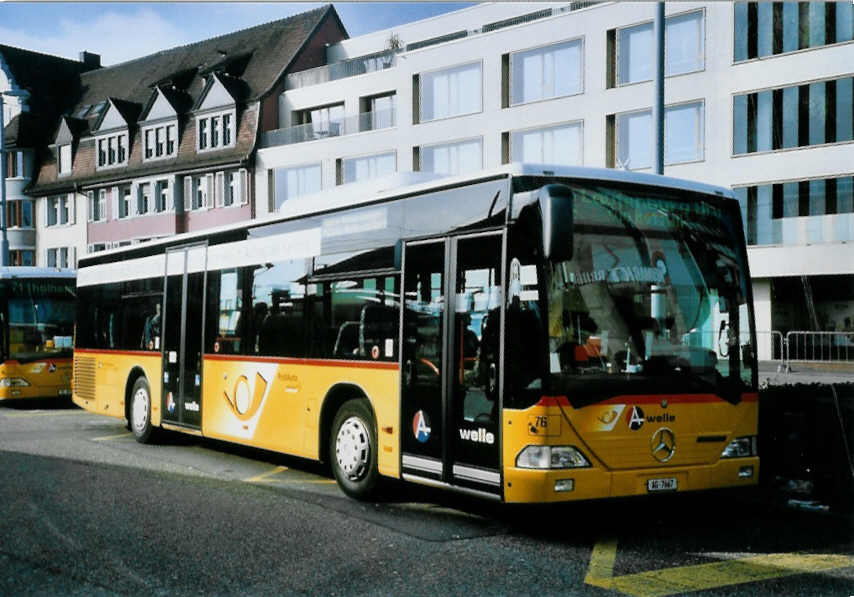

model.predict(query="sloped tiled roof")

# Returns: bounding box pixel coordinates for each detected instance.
[29,4,347,195]
[71,5,336,112]
[0,44,94,119]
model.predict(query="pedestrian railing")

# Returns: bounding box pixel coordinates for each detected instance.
[785,331,854,363]
[756,330,786,362]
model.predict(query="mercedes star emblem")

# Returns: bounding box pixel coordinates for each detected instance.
[650,427,676,463]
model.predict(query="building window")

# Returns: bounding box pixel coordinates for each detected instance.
[96,133,129,168]
[359,93,396,131]
[222,114,231,146]
[510,38,583,105]
[735,2,854,62]
[88,243,107,254]
[46,196,73,226]
[119,186,131,219]
[295,103,345,139]
[155,180,169,212]
[5,150,23,178]
[419,62,482,122]
[340,152,396,185]
[87,190,106,222]
[197,111,235,152]
[735,175,854,246]
[6,199,33,228]
[615,101,704,169]
[733,75,854,155]
[192,176,209,210]
[58,144,72,175]
[138,183,151,215]
[48,248,72,269]
[144,123,177,161]
[615,10,704,85]
[9,250,35,266]
[271,163,322,210]
[511,122,583,166]
[419,138,482,176]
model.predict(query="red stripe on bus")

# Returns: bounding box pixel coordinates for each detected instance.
[73,349,160,357]
[537,393,758,407]
[202,353,400,370]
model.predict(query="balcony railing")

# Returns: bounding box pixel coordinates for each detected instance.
[260,109,396,149]
[285,51,397,90]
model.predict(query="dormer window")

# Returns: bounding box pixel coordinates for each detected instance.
[197,109,236,153]
[58,145,72,175]
[143,122,177,161]
[96,132,129,169]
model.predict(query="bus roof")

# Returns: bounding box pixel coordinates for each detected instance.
[0,267,76,281]
[79,164,735,265]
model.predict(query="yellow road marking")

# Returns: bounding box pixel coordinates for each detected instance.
[92,431,134,441]
[584,538,617,586]
[585,538,854,596]
[244,465,288,483]
[277,479,337,485]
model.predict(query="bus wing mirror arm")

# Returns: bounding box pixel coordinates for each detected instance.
[537,184,573,262]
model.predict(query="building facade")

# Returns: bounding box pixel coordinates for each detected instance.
[252,1,853,359]
[1,45,97,265]
[20,5,347,268]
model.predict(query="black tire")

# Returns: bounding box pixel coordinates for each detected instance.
[129,377,156,444]
[330,399,380,500]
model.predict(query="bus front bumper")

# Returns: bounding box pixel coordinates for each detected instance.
[0,385,73,401]
[503,457,760,503]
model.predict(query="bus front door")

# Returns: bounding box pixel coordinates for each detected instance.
[401,232,504,497]
[161,245,206,429]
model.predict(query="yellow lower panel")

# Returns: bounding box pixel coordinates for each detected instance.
[201,357,401,479]
[504,458,759,503]
[71,350,162,423]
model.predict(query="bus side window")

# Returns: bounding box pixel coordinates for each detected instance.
[250,259,308,358]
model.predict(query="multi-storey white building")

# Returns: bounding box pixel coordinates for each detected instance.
[254,1,854,359]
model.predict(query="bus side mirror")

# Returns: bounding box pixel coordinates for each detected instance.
[537,184,573,262]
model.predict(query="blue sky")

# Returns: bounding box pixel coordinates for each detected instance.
[0,2,474,66]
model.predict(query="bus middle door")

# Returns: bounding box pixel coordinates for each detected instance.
[161,244,206,429]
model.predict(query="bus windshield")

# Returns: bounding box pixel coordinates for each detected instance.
[5,279,76,362]
[513,181,755,408]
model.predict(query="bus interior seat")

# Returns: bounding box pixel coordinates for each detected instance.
[334,321,360,357]
[360,303,397,358]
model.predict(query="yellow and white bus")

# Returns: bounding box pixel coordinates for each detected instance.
[1,267,76,401]
[73,165,759,502]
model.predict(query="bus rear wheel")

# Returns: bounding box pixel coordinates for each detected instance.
[330,399,379,500]
[130,377,156,444]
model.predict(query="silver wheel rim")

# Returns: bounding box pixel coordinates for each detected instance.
[335,416,370,481]
[132,387,149,435]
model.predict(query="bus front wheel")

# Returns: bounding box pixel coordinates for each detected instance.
[330,399,379,500]
[130,377,156,444]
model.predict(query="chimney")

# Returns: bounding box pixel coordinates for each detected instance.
[79,51,101,70]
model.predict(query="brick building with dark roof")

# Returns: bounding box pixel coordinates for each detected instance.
[15,5,347,267]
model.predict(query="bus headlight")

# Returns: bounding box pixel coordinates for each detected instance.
[516,445,590,469]
[0,377,31,388]
[721,436,757,458]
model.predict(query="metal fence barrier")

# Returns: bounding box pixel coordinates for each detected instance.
[785,331,854,363]
[755,330,786,362]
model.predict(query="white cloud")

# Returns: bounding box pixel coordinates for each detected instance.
[0,8,194,66]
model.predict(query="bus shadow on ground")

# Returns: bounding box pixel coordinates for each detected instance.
[0,397,78,411]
